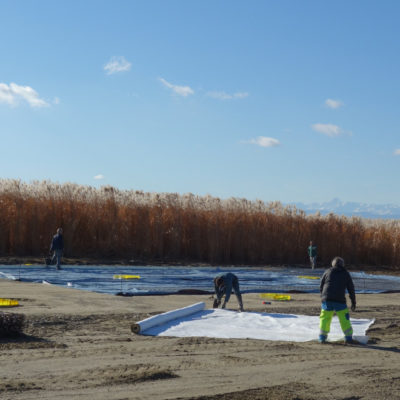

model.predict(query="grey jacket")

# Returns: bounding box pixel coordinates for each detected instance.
[320,265,356,305]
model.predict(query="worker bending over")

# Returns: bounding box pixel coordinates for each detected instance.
[213,272,244,312]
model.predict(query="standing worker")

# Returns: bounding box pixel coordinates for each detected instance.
[50,228,64,270]
[319,256,356,344]
[213,272,244,312]
[308,241,317,269]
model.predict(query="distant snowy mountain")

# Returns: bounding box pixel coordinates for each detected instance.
[291,198,400,219]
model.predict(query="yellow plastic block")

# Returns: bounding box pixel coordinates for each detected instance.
[297,275,319,280]
[113,275,140,280]
[259,293,291,301]
[0,298,19,307]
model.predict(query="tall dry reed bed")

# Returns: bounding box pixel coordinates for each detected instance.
[0,179,400,268]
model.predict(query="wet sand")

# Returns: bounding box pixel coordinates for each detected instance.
[0,279,399,400]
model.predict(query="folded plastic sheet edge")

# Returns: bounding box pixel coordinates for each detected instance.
[131,302,206,334]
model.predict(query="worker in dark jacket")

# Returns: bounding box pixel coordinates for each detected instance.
[319,256,356,343]
[213,272,244,312]
[50,228,64,269]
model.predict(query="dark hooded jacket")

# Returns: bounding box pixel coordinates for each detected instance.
[320,265,356,305]
[50,233,64,252]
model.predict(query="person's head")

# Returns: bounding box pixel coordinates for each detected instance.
[331,256,344,268]
[310,241,313,246]
[57,228,63,234]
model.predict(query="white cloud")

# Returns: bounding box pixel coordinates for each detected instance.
[312,123,343,137]
[94,174,105,180]
[207,91,249,100]
[0,82,49,108]
[394,149,400,156]
[159,78,194,97]
[325,98,344,109]
[104,56,131,75]
[249,136,280,148]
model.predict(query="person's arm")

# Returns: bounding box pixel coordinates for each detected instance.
[319,273,326,293]
[346,272,356,310]
[50,237,54,253]
[214,279,224,301]
[213,278,223,308]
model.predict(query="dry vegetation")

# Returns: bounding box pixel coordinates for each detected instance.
[0,179,400,269]
[0,312,25,337]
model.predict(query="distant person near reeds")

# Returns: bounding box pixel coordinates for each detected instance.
[308,241,317,269]
[50,228,64,269]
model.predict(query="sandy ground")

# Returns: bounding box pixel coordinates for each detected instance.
[0,280,400,400]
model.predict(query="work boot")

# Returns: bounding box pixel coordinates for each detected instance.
[345,336,353,344]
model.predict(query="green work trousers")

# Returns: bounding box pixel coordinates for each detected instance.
[319,308,353,340]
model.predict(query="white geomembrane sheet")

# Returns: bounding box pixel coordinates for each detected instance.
[135,302,374,344]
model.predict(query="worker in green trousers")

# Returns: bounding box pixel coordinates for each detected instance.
[319,257,356,343]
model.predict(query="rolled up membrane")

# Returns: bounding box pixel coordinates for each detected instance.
[131,302,206,334]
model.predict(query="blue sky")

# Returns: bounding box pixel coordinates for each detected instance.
[1,0,400,205]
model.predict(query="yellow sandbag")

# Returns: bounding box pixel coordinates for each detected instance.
[297,275,319,280]
[113,275,140,280]
[0,298,19,307]
[259,293,291,301]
